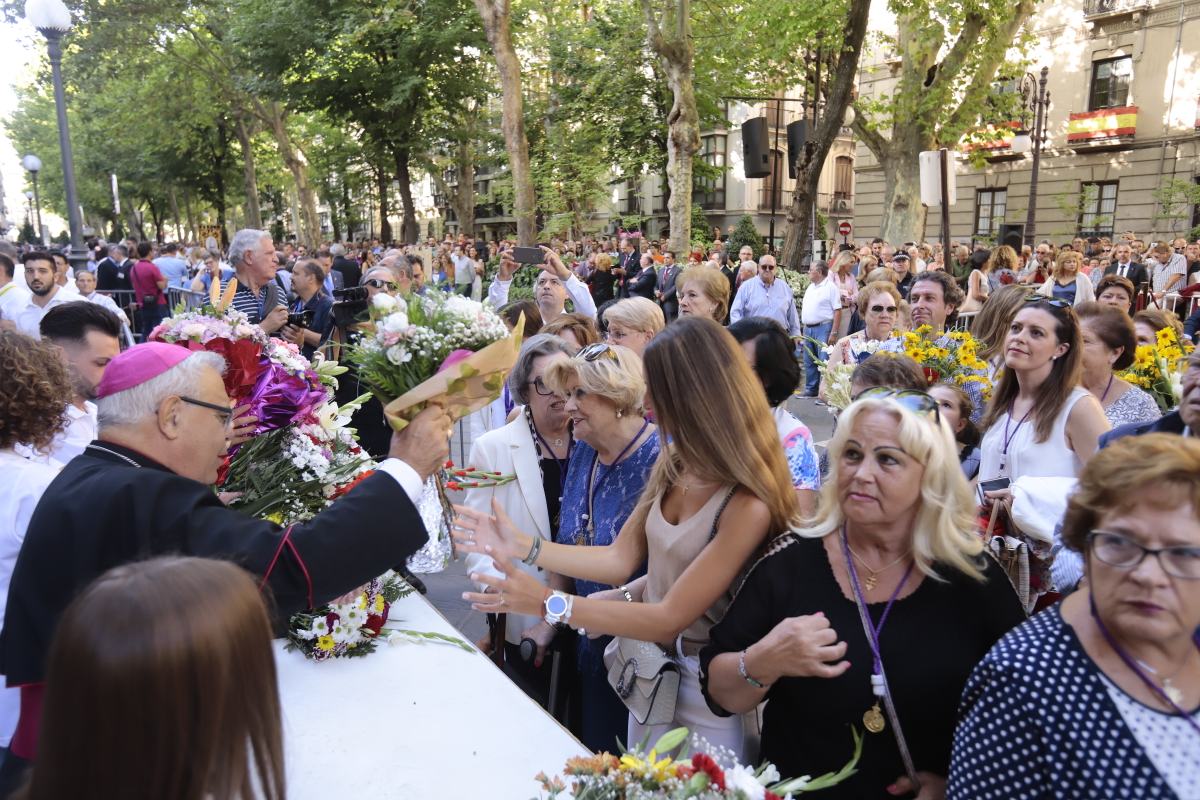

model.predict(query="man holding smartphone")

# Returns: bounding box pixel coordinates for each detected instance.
[487,246,597,322]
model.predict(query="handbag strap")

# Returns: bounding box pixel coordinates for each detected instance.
[705,486,738,544]
[848,575,922,792]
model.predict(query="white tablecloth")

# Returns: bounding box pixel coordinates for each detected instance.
[274,591,587,798]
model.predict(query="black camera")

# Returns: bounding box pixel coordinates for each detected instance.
[287,308,313,329]
[331,285,369,329]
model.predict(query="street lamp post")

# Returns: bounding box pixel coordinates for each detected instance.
[21,154,44,242]
[25,0,87,273]
[1011,67,1051,249]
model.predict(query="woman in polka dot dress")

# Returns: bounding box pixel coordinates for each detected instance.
[949,435,1200,799]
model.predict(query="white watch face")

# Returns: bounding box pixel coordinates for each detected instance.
[546,594,568,616]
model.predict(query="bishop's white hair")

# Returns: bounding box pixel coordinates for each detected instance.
[97,351,226,430]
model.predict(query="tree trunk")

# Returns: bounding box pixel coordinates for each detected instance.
[642,0,699,256]
[183,189,197,242]
[167,186,183,241]
[234,114,263,230]
[376,167,393,243]
[473,0,537,245]
[262,102,319,247]
[879,154,928,245]
[395,150,420,244]
[454,140,476,237]
[288,184,302,243]
[342,178,353,240]
[779,0,871,269]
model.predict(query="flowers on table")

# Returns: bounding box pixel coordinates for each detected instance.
[1116,326,1195,412]
[535,727,861,799]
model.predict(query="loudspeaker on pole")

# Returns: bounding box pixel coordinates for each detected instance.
[742,117,771,179]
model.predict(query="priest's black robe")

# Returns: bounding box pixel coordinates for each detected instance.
[0,440,428,690]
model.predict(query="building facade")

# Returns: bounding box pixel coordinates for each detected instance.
[853,0,1200,245]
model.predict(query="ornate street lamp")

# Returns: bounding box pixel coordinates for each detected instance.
[21,153,44,242]
[25,0,87,270]
[1013,67,1050,248]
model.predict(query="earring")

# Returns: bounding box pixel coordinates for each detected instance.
[616,410,623,419]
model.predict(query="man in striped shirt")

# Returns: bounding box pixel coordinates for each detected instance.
[227,228,288,333]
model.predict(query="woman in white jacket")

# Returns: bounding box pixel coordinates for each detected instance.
[463,334,576,707]
[1037,249,1095,307]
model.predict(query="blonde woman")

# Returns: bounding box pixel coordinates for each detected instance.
[453,319,801,759]
[1037,250,1095,307]
[587,253,617,306]
[603,297,665,358]
[829,250,860,340]
[699,390,1025,797]
[676,265,731,323]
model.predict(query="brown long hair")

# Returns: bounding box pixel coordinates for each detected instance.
[981,298,1084,442]
[632,317,799,533]
[22,557,285,800]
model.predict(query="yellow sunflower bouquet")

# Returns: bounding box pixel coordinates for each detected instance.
[1116,326,1194,412]
[901,325,993,398]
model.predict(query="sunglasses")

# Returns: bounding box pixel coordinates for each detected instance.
[851,387,941,423]
[179,396,233,428]
[579,342,619,362]
[869,304,898,314]
[365,278,398,291]
[1025,295,1072,310]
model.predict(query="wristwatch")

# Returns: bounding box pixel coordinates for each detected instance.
[543,591,574,627]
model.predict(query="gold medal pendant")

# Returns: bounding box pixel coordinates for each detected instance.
[863,703,886,734]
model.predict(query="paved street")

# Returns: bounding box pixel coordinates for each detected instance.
[423,395,835,640]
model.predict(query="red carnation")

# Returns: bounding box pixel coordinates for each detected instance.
[691,754,725,790]
[765,793,782,800]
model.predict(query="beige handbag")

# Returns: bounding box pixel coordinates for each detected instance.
[602,637,680,726]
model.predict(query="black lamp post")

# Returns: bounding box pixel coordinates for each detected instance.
[1011,67,1051,249]
[25,0,87,272]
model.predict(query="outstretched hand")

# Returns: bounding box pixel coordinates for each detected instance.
[462,556,549,617]
[451,499,527,563]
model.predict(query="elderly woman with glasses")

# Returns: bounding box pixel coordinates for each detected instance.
[949,434,1200,800]
[698,389,1025,798]
[462,335,577,707]
[823,281,903,374]
[461,342,659,751]
[602,297,664,358]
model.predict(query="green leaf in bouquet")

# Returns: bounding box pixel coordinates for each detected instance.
[770,726,862,793]
[650,727,689,755]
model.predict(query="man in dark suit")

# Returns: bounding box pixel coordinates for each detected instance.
[627,254,657,300]
[1101,347,1199,447]
[95,244,134,293]
[330,243,361,287]
[656,250,680,320]
[1103,242,1148,290]
[614,239,640,298]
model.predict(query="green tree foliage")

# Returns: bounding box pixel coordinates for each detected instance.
[727,214,765,260]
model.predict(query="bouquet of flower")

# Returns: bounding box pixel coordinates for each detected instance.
[352,291,519,430]
[1116,326,1194,412]
[286,570,472,661]
[900,326,992,397]
[220,392,375,524]
[536,728,861,800]
[818,363,856,413]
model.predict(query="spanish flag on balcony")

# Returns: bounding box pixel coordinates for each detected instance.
[1067,106,1138,143]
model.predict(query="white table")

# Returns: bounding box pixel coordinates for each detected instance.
[274,590,587,798]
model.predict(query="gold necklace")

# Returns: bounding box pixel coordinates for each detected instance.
[1136,656,1191,706]
[846,544,911,592]
[679,476,717,495]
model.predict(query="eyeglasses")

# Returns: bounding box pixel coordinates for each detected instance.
[1087,531,1200,580]
[579,343,619,362]
[760,264,776,271]
[851,387,941,423]
[869,305,898,314]
[179,396,234,429]
[527,377,554,396]
[1025,295,1072,310]
[365,279,398,291]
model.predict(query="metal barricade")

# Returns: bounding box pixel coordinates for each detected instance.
[167,287,208,312]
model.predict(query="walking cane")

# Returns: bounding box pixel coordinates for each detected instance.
[488,612,507,669]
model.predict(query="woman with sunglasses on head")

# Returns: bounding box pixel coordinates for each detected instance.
[949,434,1200,800]
[460,341,658,751]
[699,389,1025,799]
[453,319,800,760]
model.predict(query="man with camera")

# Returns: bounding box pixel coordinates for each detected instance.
[279,259,334,359]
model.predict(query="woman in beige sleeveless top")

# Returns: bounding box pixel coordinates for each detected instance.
[453,318,802,760]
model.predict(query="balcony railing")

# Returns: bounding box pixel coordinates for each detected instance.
[1084,0,1149,19]
[1067,105,1137,148]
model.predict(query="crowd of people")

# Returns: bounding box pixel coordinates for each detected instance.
[0,223,1197,799]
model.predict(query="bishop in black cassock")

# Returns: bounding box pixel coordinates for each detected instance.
[0,343,450,786]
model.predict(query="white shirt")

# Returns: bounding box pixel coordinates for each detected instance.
[81,291,136,346]
[451,254,473,285]
[13,287,73,339]
[0,283,30,324]
[44,403,98,467]
[0,449,60,746]
[487,272,598,320]
[800,275,842,326]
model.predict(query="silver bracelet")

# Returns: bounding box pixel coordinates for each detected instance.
[521,536,542,566]
[619,585,634,602]
[739,649,767,689]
